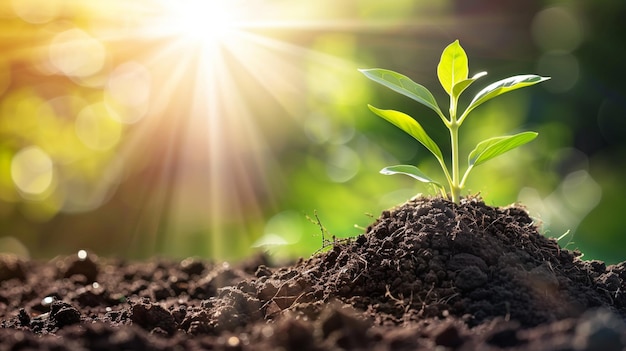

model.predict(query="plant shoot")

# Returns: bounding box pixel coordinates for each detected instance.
[360,40,550,203]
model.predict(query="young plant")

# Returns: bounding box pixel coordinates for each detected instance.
[360,40,550,204]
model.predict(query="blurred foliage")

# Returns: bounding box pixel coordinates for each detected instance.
[0,0,625,263]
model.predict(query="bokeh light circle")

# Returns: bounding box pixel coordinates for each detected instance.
[532,7,583,53]
[75,103,123,151]
[10,146,55,198]
[49,29,107,78]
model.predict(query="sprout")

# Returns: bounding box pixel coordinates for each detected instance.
[360,40,550,204]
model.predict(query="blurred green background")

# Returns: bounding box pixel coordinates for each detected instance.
[0,0,624,263]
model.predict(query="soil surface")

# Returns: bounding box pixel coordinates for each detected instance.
[1,196,626,350]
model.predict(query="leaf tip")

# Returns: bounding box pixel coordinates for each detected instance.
[473,71,488,79]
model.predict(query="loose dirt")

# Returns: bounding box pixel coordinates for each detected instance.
[1,196,625,350]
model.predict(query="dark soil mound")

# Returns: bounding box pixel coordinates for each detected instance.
[1,196,625,350]
[298,196,626,326]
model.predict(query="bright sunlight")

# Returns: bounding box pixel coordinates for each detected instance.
[157,0,244,48]
[1,0,429,259]
[92,0,360,258]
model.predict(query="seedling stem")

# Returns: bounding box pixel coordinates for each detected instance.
[360,40,550,204]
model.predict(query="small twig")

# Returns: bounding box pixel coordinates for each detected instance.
[306,210,331,248]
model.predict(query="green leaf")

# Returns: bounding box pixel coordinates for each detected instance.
[437,40,469,95]
[468,131,538,167]
[463,75,551,119]
[359,68,444,117]
[380,165,443,187]
[451,71,487,99]
[368,105,444,162]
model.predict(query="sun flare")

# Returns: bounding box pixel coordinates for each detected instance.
[158,0,244,47]
[110,0,339,257]
[2,0,367,259]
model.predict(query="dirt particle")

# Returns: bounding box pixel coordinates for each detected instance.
[486,323,524,348]
[272,316,314,351]
[432,322,464,348]
[180,258,207,276]
[0,254,27,282]
[317,305,370,349]
[448,253,488,272]
[61,253,99,283]
[130,300,177,335]
[50,301,81,328]
[455,266,488,291]
[17,309,30,327]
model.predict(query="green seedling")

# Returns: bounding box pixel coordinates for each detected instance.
[360,40,550,204]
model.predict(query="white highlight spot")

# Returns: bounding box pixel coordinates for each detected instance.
[77,249,88,260]
[167,0,238,44]
[156,0,244,53]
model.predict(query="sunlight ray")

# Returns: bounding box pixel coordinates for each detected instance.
[36,0,448,258]
[113,7,367,257]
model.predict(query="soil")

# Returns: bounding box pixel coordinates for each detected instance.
[1,196,626,350]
